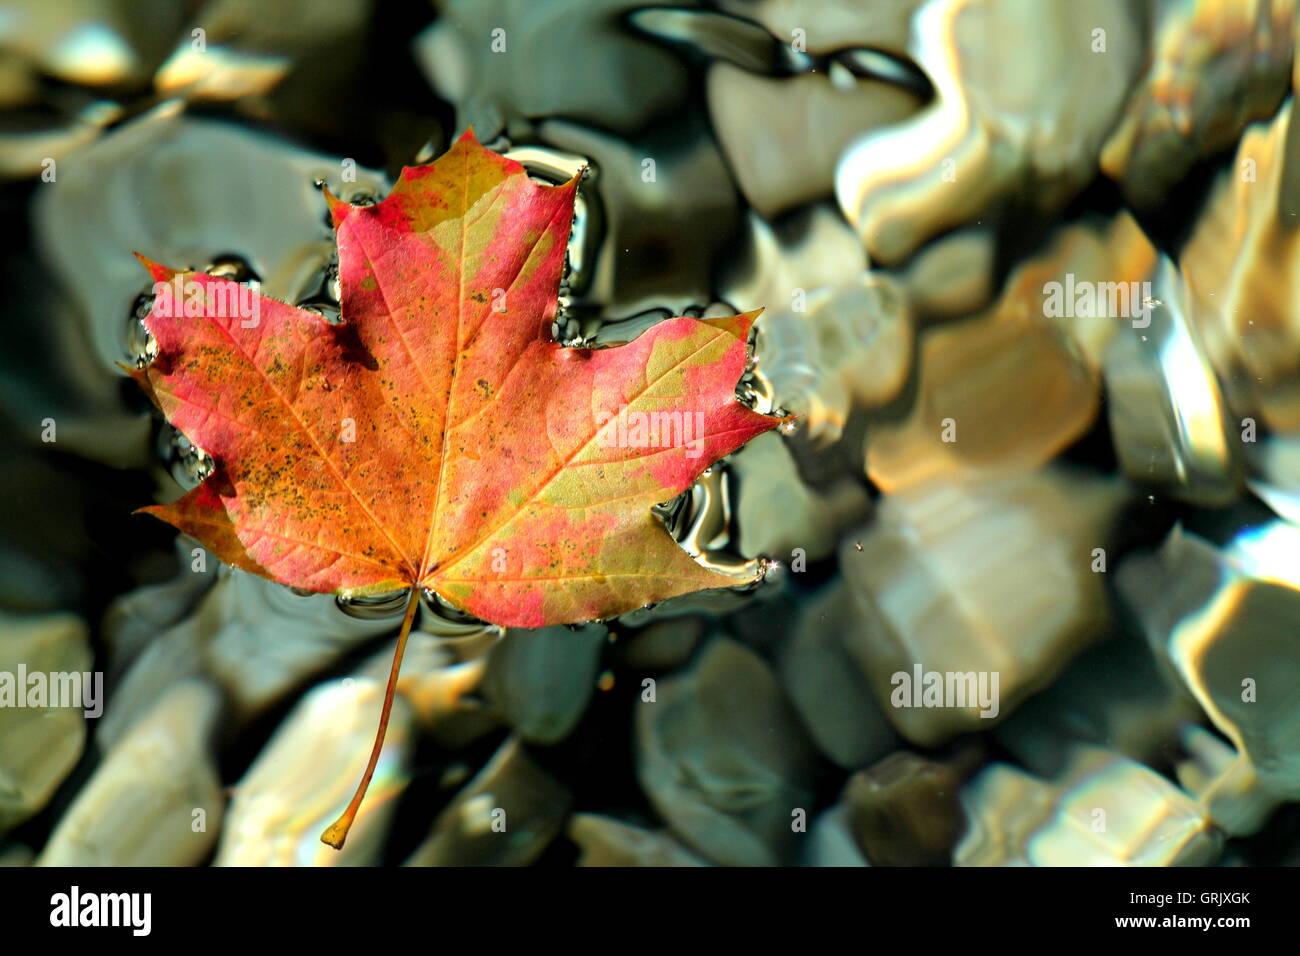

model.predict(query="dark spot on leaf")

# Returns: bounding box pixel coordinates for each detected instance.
[330,323,379,371]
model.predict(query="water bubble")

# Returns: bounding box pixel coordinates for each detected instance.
[326,263,342,303]
[338,586,501,656]
[296,259,343,324]
[298,302,342,325]
[345,187,377,207]
[418,586,502,639]
[561,336,594,349]
[205,254,261,287]
[506,145,586,185]
[335,590,410,619]
[158,426,214,489]
[735,376,764,410]
[653,464,760,581]
[124,289,158,368]
[740,368,781,416]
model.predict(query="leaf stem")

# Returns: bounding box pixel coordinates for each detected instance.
[321,586,420,850]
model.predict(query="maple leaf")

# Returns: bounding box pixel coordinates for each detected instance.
[129,130,781,847]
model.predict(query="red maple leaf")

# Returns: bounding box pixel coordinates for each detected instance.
[129,131,780,846]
